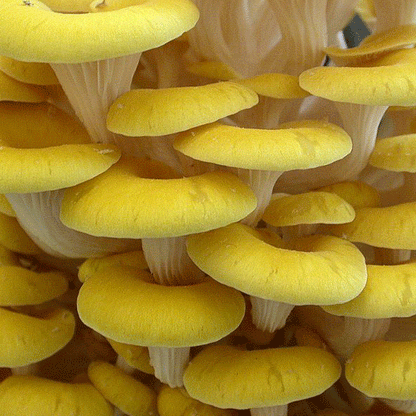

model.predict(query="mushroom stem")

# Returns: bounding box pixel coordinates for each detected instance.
[11,362,39,376]
[249,296,294,332]
[381,398,416,412]
[51,53,141,144]
[250,404,288,416]
[374,248,412,265]
[280,223,319,241]
[148,346,190,388]
[115,355,136,376]
[141,237,205,286]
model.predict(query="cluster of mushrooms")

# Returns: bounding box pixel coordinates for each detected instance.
[1,0,416,415]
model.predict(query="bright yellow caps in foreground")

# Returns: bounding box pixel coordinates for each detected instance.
[0,102,121,193]
[0,70,47,102]
[345,340,416,400]
[0,375,113,416]
[0,0,200,63]
[183,345,341,409]
[174,120,352,171]
[77,266,245,347]
[61,157,257,239]
[107,81,259,137]
[187,223,367,305]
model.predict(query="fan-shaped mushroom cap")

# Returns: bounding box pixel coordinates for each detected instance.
[157,385,237,416]
[0,102,120,193]
[183,345,341,409]
[174,120,352,171]
[325,24,416,66]
[262,191,355,227]
[0,307,75,367]
[78,250,147,283]
[299,48,416,106]
[345,339,416,400]
[318,181,381,209]
[186,61,241,81]
[0,56,58,85]
[106,81,259,137]
[329,202,416,249]
[88,360,157,416]
[0,375,113,416]
[77,266,245,347]
[186,223,367,305]
[61,157,257,239]
[0,70,46,102]
[369,133,416,172]
[0,0,200,64]
[106,338,154,374]
[0,212,41,255]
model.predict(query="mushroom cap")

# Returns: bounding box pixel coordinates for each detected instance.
[61,157,257,239]
[106,338,154,374]
[77,266,245,347]
[40,0,93,12]
[0,69,47,102]
[174,120,352,171]
[88,360,157,416]
[299,48,416,106]
[78,250,147,283]
[369,133,416,172]
[317,181,381,209]
[186,223,367,305]
[186,61,241,81]
[0,375,113,416]
[0,56,59,85]
[183,345,341,409]
[106,81,259,137]
[0,306,75,367]
[262,191,355,227]
[0,212,41,255]
[0,102,121,193]
[0,0,200,64]
[157,385,236,416]
[322,261,416,319]
[345,339,416,400]
[325,24,416,66]
[329,202,416,249]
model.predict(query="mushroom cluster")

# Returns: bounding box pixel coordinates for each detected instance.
[1,0,416,415]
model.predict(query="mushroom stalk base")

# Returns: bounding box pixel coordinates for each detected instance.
[148,346,190,388]
[250,296,294,332]
[381,398,416,413]
[250,404,288,416]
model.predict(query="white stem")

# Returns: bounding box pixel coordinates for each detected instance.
[250,297,294,332]
[142,237,205,286]
[11,363,39,376]
[381,398,416,413]
[51,54,141,144]
[374,0,416,32]
[251,404,288,416]
[115,355,136,376]
[148,346,190,388]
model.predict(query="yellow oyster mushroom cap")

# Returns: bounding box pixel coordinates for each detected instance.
[174,120,352,171]
[0,375,113,416]
[187,61,241,81]
[345,340,416,400]
[40,0,92,12]
[88,361,157,416]
[0,307,75,367]
[183,345,341,409]
[329,202,416,249]
[323,261,416,319]
[262,191,355,227]
[318,181,381,209]
[186,223,367,305]
[77,266,245,347]
[0,70,46,102]
[0,102,121,193]
[299,48,416,106]
[0,56,58,85]
[369,133,416,172]
[0,0,200,63]
[61,157,257,239]
[106,82,259,137]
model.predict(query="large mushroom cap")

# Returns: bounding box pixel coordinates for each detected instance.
[107,81,259,137]
[183,344,341,409]
[0,70,47,102]
[0,0,200,63]
[0,375,113,415]
[0,102,121,193]
[187,222,367,305]
[61,157,257,239]
[77,266,246,347]
[345,339,416,400]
